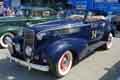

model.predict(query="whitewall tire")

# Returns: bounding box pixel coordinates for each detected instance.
[105,33,113,49]
[52,50,73,77]
[0,32,14,48]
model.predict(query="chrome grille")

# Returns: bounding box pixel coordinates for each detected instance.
[23,29,35,47]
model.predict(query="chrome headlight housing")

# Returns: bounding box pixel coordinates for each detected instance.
[18,29,23,36]
[25,46,32,57]
[101,22,106,27]
[15,44,21,52]
[36,32,46,40]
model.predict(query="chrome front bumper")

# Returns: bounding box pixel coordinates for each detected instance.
[9,56,49,72]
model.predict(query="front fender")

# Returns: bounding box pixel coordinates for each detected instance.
[13,36,23,43]
[0,25,21,36]
[45,38,88,64]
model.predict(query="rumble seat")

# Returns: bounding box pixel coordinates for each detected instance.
[68,15,106,22]
[68,15,84,21]
[86,16,106,22]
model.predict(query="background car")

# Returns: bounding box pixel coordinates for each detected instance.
[0,7,58,48]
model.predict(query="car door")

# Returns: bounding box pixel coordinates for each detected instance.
[86,20,105,52]
[89,20,105,44]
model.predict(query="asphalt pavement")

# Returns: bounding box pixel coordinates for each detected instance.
[0,37,120,80]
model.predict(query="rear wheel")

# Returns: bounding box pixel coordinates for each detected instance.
[0,32,15,48]
[103,32,113,50]
[51,50,73,77]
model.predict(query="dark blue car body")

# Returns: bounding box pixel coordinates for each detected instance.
[8,12,114,77]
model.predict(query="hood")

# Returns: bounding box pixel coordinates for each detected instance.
[29,19,83,32]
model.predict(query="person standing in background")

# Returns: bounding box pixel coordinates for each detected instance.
[0,2,4,16]
[3,0,11,16]
[3,0,15,16]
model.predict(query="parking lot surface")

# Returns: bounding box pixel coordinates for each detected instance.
[0,37,120,80]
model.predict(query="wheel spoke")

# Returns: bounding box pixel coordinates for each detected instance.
[58,50,73,76]
[59,51,72,73]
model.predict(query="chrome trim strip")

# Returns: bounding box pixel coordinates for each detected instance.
[39,23,89,33]
[9,56,49,72]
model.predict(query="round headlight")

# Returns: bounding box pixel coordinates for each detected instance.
[25,46,32,56]
[36,32,46,40]
[101,22,106,27]
[15,44,20,52]
[18,29,23,36]
[5,36,13,45]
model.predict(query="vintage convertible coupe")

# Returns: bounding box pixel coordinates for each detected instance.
[7,10,114,77]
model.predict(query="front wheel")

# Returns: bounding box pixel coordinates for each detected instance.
[50,50,73,77]
[0,32,15,48]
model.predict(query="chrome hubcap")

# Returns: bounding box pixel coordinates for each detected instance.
[60,54,70,72]
[107,33,113,48]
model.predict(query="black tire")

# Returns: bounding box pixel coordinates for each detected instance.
[50,50,73,77]
[0,32,15,48]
